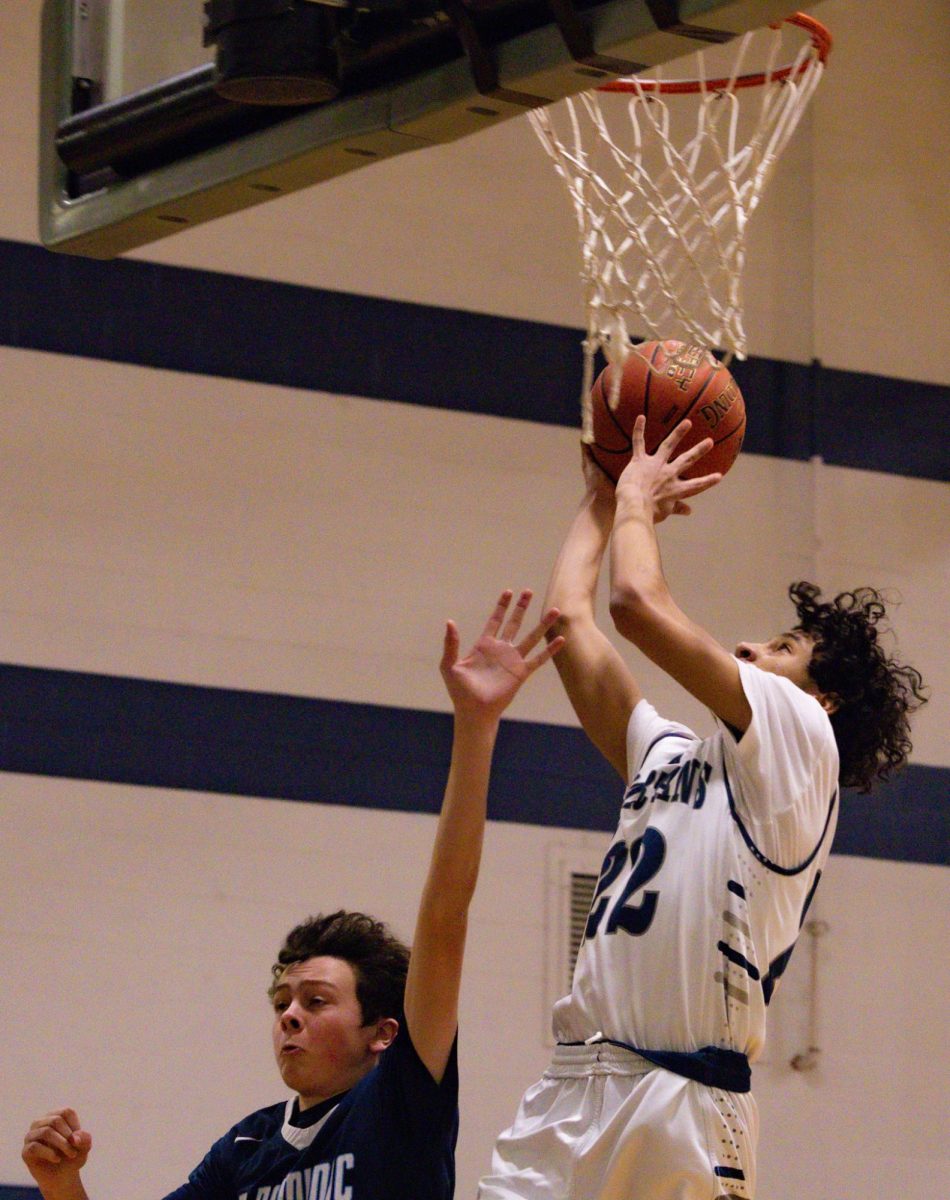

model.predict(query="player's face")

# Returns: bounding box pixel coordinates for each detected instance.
[734,629,819,694]
[270,955,395,1110]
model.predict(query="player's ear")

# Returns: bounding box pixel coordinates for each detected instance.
[816,690,840,716]
[368,1017,399,1054]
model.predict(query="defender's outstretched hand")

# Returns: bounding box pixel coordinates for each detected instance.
[617,415,722,523]
[441,590,564,721]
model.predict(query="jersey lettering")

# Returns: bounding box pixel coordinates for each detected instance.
[312,1156,354,1200]
[245,1154,355,1200]
[586,828,667,939]
[622,759,712,811]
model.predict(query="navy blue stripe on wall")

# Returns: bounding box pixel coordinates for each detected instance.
[1,664,946,866]
[2,239,947,482]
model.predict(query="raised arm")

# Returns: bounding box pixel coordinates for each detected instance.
[541,452,642,779]
[22,1108,92,1200]
[403,590,563,1084]
[609,416,751,731]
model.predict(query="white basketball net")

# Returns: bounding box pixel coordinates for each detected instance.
[529,15,828,432]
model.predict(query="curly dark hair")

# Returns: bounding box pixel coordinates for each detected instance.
[789,582,927,793]
[269,910,409,1025]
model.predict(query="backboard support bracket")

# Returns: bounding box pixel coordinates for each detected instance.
[71,0,109,110]
[643,0,738,44]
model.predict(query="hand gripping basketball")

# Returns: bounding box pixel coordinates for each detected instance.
[618,415,723,523]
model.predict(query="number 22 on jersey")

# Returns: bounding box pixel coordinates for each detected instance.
[586,828,667,939]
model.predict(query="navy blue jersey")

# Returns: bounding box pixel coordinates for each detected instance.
[162,1025,458,1200]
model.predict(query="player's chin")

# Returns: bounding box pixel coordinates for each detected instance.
[276,1054,307,1086]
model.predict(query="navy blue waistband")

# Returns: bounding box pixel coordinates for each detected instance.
[559,1038,751,1093]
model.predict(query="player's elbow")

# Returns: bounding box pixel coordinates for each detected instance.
[609,583,662,642]
[419,892,471,947]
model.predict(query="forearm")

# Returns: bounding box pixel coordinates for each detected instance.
[610,491,747,726]
[419,713,497,917]
[610,491,675,612]
[543,490,615,630]
[404,711,496,1082]
[542,486,641,777]
[609,489,707,658]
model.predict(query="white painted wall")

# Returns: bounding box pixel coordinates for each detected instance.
[1,2,948,1199]
[811,0,950,382]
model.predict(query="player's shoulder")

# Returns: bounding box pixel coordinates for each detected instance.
[727,660,840,798]
[626,697,698,781]
[737,659,834,740]
[222,1100,287,1145]
[382,1019,459,1091]
[362,1021,459,1137]
[186,1099,288,1185]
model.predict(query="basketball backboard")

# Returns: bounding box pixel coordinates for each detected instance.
[40,0,796,258]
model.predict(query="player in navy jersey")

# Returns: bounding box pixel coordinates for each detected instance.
[23,589,565,1200]
[479,418,926,1200]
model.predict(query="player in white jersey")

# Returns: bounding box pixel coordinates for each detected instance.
[23,589,565,1200]
[479,417,926,1200]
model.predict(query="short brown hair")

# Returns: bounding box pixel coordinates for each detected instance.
[269,910,409,1025]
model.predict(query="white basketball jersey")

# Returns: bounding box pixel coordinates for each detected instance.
[553,660,839,1062]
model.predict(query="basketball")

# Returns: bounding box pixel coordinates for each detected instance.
[588,340,746,483]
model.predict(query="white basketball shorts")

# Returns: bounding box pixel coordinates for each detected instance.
[477,1042,758,1200]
